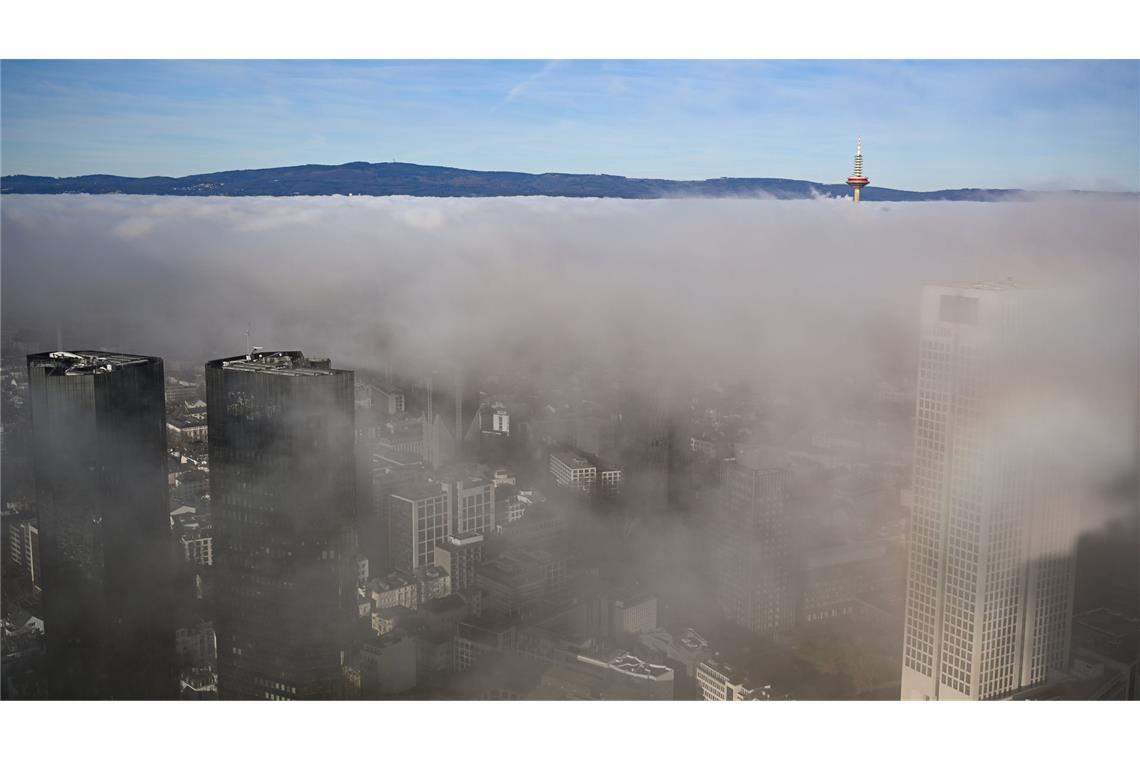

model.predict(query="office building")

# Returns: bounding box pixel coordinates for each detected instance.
[442,475,496,536]
[27,350,177,698]
[476,548,567,619]
[389,481,450,572]
[711,455,796,636]
[696,659,764,701]
[207,350,357,700]
[370,382,405,416]
[901,284,1078,700]
[434,532,484,592]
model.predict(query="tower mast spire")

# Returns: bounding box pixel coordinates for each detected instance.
[846,137,870,202]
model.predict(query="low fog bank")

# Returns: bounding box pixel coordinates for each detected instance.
[2,194,1137,534]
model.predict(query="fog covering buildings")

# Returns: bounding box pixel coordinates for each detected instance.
[1,195,1137,702]
[25,351,177,699]
[901,284,1079,700]
[206,351,357,699]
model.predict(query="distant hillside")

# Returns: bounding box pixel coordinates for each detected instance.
[0,161,1121,201]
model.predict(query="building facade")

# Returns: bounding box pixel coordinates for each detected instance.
[711,458,796,636]
[434,532,484,592]
[388,482,450,571]
[443,476,496,536]
[208,351,357,700]
[901,285,1078,700]
[27,350,177,699]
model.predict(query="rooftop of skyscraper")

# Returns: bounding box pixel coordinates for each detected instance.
[29,350,154,375]
[211,350,343,377]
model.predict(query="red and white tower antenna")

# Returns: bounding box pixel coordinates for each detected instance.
[846,137,869,202]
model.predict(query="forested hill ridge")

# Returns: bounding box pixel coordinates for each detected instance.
[2,161,1129,200]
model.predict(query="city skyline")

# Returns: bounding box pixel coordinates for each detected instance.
[2,1,1138,756]
[2,60,1138,192]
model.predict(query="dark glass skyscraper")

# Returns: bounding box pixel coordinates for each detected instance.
[711,452,797,637]
[26,350,177,699]
[207,351,357,699]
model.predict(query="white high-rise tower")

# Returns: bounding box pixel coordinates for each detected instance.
[900,283,1077,700]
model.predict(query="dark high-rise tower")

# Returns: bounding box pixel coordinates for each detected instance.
[27,350,177,699]
[711,450,797,636]
[207,351,357,699]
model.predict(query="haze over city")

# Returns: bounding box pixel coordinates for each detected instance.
[1,48,1138,760]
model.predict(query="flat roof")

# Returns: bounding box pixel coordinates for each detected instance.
[550,447,593,468]
[208,351,346,377]
[389,482,446,502]
[370,382,404,395]
[1074,608,1140,641]
[442,531,484,547]
[422,594,467,614]
[29,350,155,375]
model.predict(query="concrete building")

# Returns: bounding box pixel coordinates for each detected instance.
[549,446,623,500]
[166,413,208,445]
[711,455,796,636]
[7,517,40,593]
[495,483,525,524]
[1010,608,1140,700]
[369,571,419,611]
[441,475,496,536]
[416,564,452,603]
[454,617,518,673]
[549,447,597,495]
[370,383,406,416]
[476,548,568,619]
[498,503,568,555]
[388,481,450,572]
[800,540,891,625]
[611,592,658,637]
[571,651,675,699]
[164,377,200,405]
[434,532,484,592]
[357,631,416,697]
[697,659,767,701]
[901,285,1078,700]
[178,516,214,567]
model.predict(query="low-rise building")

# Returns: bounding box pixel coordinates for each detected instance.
[550,447,597,495]
[416,564,452,603]
[372,605,418,636]
[179,525,213,567]
[369,570,419,611]
[371,383,406,416]
[697,659,769,701]
[550,446,623,498]
[611,592,658,637]
[434,532,484,592]
[167,413,208,446]
[476,548,567,619]
[496,484,525,524]
[357,631,416,697]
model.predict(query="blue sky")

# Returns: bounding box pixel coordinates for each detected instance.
[1,60,1137,191]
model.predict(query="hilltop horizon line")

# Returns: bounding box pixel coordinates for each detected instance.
[2,160,1135,201]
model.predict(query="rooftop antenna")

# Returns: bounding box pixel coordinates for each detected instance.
[245,321,252,357]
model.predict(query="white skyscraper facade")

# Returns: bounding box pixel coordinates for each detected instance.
[901,284,1077,700]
